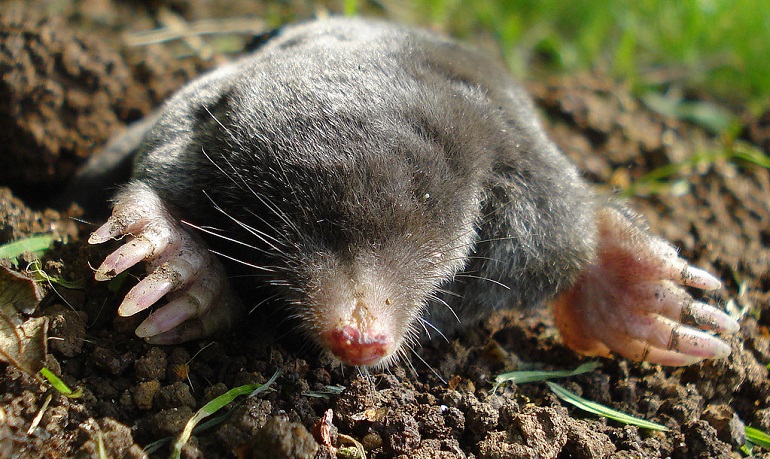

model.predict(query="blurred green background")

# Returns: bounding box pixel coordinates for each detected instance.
[336,0,769,114]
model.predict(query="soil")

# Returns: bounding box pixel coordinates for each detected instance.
[1,2,769,459]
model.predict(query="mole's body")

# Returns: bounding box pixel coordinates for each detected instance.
[89,18,737,368]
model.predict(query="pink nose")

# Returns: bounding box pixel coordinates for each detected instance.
[326,325,394,366]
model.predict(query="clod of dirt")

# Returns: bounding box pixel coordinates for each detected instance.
[681,420,734,459]
[406,438,467,459]
[0,10,205,193]
[147,406,194,438]
[383,407,421,455]
[527,74,697,182]
[0,188,77,243]
[702,404,746,446]
[215,397,273,451]
[156,381,197,410]
[236,415,320,459]
[89,346,135,376]
[658,383,705,426]
[0,14,137,185]
[133,380,161,411]
[476,406,570,459]
[75,417,146,459]
[562,420,616,458]
[134,347,168,382]
[46,304,87,358]
[465,393,501,436]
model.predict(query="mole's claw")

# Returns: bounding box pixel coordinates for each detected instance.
[94,238,155,281]
[92,181,245,342]
[144,286,243,344]
[637,281,738,333]
[135,267,223,336]
[622,315,732,359]
[135,298,197,337]
[117,268,176,316]
[683,300,739,333]
[661,257,722,291]
[616,343,705,367]
[680,265,722,291]
[89,219,131,244]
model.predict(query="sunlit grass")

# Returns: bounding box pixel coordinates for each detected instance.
[353,0,769,112]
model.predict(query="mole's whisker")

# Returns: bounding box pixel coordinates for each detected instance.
[409,347,446,385]
[453,273,510,290]
[248,293,282,314]
[203,105,243,147]
[421,318,449,343]
[428,293,461,324]
[434,288,462,299]
[202,190,288,254]
[208,249,274,272]
[182,220,274,256]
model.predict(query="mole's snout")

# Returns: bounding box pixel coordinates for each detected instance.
[320,297,396,366]
[326,324,394,366]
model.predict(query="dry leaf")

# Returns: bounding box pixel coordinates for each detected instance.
[0,266,44,314]
[0,266,48,375]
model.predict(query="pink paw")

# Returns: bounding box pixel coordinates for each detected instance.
[89,182,242,344]
[554,207,739,366]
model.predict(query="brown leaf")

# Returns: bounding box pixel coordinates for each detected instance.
[0,266,48,375]
[0,266,44,314]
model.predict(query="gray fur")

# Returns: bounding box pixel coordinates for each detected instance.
[128,17,597,338]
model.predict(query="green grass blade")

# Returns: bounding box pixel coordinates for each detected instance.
[170,370,280,459]
[39,367,83,398]
[493,361,601,392]
[730,142,770,169]
[343,0,358,16]
[0,236,55,262]
[622,140,770,198]
[546,381,668,431]
[746,426,770,448]
[27,259,84,289]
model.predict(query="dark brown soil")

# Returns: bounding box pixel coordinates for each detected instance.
[1,2,768,459]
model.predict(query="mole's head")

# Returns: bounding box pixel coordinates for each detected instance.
[209,118,489,368]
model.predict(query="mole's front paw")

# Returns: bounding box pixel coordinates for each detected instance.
[553,207,739,366]
[89,182,242,344]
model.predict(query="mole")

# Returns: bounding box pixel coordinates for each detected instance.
[88,17,738,368]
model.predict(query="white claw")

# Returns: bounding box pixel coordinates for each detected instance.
[136,267,222,336]
[89,219,130,244]
[117,270,175,316]
[685,301,740,334]
[94,238,155,281]
[681,265,722,291]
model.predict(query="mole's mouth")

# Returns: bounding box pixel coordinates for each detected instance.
[324,325,395,367]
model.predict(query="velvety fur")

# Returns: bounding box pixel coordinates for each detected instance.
[129,17,597,343]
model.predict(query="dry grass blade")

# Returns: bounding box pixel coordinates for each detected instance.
[125,15,266,47]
